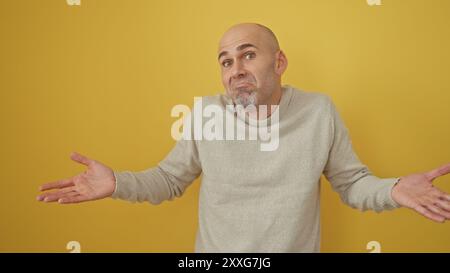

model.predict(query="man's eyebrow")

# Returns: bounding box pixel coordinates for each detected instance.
[218,43,258,60]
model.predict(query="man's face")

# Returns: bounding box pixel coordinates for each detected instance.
[218,25,282,108]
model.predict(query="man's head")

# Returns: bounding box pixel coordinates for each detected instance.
[218,23,288,108]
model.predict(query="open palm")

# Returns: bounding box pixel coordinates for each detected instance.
[392,163,450,223]
[37,152,116,204]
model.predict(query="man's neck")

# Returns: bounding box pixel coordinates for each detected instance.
[245,86,282,120]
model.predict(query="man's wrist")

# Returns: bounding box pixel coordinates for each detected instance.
[390,177,403,208]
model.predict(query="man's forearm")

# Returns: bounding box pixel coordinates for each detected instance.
[111,166,187,205]
[338,174,401,212]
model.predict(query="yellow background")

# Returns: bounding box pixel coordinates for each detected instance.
[1,0,449,252]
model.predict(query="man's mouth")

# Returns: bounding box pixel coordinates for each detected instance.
[233,82,255,92]
[236,82,252,88]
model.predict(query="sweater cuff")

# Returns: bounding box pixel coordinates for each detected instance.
[385,177,402,209]
[111,171,122,199]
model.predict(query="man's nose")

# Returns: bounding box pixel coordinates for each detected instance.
[230,60,246,79]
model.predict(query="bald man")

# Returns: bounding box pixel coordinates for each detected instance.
[37,23,450,252]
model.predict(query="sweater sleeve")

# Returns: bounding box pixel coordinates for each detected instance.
[111,107,202,205]
[322,97,401,212]
[111,137,202,204]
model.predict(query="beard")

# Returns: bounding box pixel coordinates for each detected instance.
[234,87,258,108]
[227,75,259,108]
[229,77,259,108]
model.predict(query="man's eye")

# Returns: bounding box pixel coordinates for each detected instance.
[244,52,256,59]
[222,60,232,67]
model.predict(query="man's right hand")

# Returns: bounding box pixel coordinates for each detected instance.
[37,152,116,204]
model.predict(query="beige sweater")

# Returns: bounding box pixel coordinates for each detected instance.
[111,85,400,252]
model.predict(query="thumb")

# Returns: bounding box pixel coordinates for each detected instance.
[425,162,450,182]
[70,152,93,166]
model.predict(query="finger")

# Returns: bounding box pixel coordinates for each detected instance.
[434,199,450,213]
[39,187,78,202]
[39,178,74,191]
[424,204,450,220]
[58,195,88,204]
[432,188,450,202]
[414,205,445,223]
[441,194,450,202]
[70,151,93,167]
[42,191,79,203]
[425,162,450,181]
[37,186,76,201]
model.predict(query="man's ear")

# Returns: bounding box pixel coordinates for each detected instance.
[275,50,288,76]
